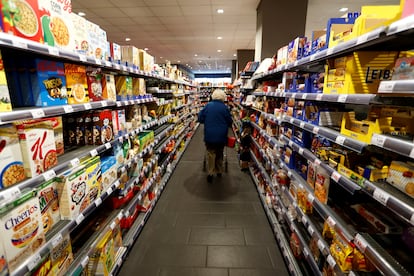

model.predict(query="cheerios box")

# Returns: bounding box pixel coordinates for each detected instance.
[36,179,60,234]
[0,125,26,188]
[38,0,75,51]
[8,0,43,43]
[28,59,68,107]
[0,191,45,273]
[15,119,57,178]
[64,63,89,104]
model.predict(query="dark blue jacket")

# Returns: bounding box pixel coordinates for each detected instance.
[198,100,232,145]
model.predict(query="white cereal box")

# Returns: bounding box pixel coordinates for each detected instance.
[70,13,89,55]
[16,120,57,178]
[0,125,26,188]
[0,192,45,273]
[36,179,60,234]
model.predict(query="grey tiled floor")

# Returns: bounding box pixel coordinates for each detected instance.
[118,126,289,276]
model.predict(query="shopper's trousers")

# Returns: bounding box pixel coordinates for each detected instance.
[205,143,225,175]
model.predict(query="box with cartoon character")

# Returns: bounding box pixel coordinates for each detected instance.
[36,178,60,234]
[64,63,89,104]
[92,109,113,146]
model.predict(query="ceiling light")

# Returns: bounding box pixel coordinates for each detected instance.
[217,36,222,40]
[78,12,86,17]
[125,37,131,41]
[217,9,224,14]
[177,60,181,63]
[194,54,198,57]
[144,47,149,51]
[160,56,163,59]
[233,53,237,57]
[339,7,348,12]
[217,49,222,52]
[199,60,202,63]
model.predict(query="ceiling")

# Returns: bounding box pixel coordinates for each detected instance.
[71,0,400,74]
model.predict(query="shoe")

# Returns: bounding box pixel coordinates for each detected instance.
[207,175,213,183]
[217,173,222,177]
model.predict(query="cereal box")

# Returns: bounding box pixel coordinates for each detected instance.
[49,116,64,156]
[0,240,8,276]
[0,124,26,188]
[70,13,88,55]
[0,0,14,34]
[38,0,75,51]
[100,156,116,192]
[83,156,101,204]
[102,73,116,101]
[0,50,12,112]
[92,109,113,145]
[112,109,126,138]
[110,42,121,62]
[56,165,88,220]
[85,19,101,59]
[97,27,108,61]
[50,234,73,275]
[0,192,45,273]
[32,253,52,276]
[121,46,139,67]
[84,111,94,145]
[16,119,57,178]
[36,179,59,234]
[9,0,43,43]
[132,78,145,98]
[88,230,115,275]
[115,75,132,101]
[86,67,103,102]
[64,63,89,104]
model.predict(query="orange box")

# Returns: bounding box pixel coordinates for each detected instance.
[64,63,89,104]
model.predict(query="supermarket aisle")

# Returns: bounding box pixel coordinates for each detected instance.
[118,126,289,276]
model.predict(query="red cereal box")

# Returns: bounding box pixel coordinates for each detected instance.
[10,0,43,43]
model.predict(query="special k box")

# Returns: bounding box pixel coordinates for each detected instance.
[38,0,75,51]
[0,192,45,273]
[15,119,57,178]
[9,0,43,43]
[64,63,89,104]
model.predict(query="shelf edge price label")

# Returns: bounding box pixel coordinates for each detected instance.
[63,105,74,113]
[314,159,321,166]
[299,122,305,129]
[43,169,56,181]
[301,215,308,225]
[288,140,293,147]
[30,109,45,119]
[371,134,386,148]
[378,80,396,92]
[70,158,80,167]
[105,61,112,67]
[81,256,89,268]
[104,142,111,150]
[107,187,113,194]
[95,58,102,65]
[2,186,21,201]
[13,39,28,49]
[27,253,42,271]
[101,101,108,107]
[316,94,323,101]
[90,149,98,157]
[308,225,314,236]
[75,213,85,225]
[327,48,334,55]
[354,234,368,253]
[298,148,304,155]
[337,94,348,103]
[331,171,341,182]
[84,103,92,110]
[317,239,325,252]
[78,54,87,62]
[327,255,336,268]
[307,193,315,203]
[357,33,369,44]
[95,197,102,207]
[335,135,346,145]
[312,127,319,134]
[110,221,117,230]
[373,188,390,206]
[289,118,294,124]
[48,46,59,56]
[301,93,307,99]
[51,233,63,247]
[326,216,336,227]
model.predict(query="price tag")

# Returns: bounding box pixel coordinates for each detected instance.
[310,55,316,61]
[410,213,414,225]
[326,216,336,227]
[308,225,314,236]
[337,94,348,103]
[117,256,123,267]
[116,101,122,107]
[122,65,128,71]
[30,109,45,119]
[78,54,87,62]
[2,186,21,201]
[299,122,305,129]
[291,93,296,99]
[293,61,298,67]
[378,81,396,92]
[84,103,92,110]
[43,170,56,181]
[76,213,85,225]
[48,46,59,56]
[301,215,308,225]
[373,188,390,206]
[63,105,74,113]
[81,256,89,268]
[316,94,323,101]
[101,101,108,107]
[301,93,307,99]
[287,171,292,178]
[314,159,321,166]
[357,33,369,44]
[354,234,368,252]
[27,253,42,271]
[90,149,98,157]
[307,193,315,203]
[312,127,319,134]
[299,148,304,155]
[289,118,294,124]
[95,197,102,207]
[288,141,293,147]
[327,48,334,55]
[70,158,80,167]
[317,239,325,251]
[114,63,121,70]
[110,221,117,230]
[331,171,342,182]
[107,187,113,194]
[114,180,121,188]
[95,58,102,65]
[349,271,357,276]
[125,210,130,217]
[105,61,112,67]
[138,194,142,201]
[118,136,123,143]
[104,142,111,149]
[335,136,346,145]
[13,40,28,49]
[371,134,386,148]
[327,255,336,267]
[303,247,310,257]
[51,233,63,247]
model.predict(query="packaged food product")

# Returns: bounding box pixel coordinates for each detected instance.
[70,13,88,55]
[102,73,116,101]
[9,0,43,43]
[97,27,108,61]
[88,230,115,275]
[351,204,402,234]
[84,112,94,145]
[110,42,121,62]
[387,161,414,198]
[75,115,85,146]
[0,236,9,276]
[112,109,126,138]
[64,63,89,104]
[83,156,101,205]
[100,156,117,192]
[50,234,73,275]
[121,46,139,67]
[330,233,353,272]
[307,160,316,189]
[0,192,45,273]
[132,78,146,97]
[86,67,103,102]
[16,119,57,178]
[0,125,26,188]
[32,254,52,276]
[0,50,12,112]
[37,179,60,234]
[85,20,101,59]
[314,166,330,204]
[38,0,75,50]
[115,75,132,101]
[92,110,113,145]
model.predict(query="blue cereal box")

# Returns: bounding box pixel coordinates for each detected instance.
[30,59,68,106]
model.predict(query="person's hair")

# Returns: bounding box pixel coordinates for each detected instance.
[211,89,226,101]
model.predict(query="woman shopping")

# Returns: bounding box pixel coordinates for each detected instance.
[198,89,233,182]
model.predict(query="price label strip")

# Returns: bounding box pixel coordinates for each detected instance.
[371,134,386,148]
[27,253,42,271]
[2,186,21,201]
[63,105,74,113]
[30,109,45,119]
[51,233,63,247]
[43,170,56,181]
[354,234,368,253]
[373,188,390,206]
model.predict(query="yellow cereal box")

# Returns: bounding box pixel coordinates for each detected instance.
[64,63,89,104]
[0,50,12,112]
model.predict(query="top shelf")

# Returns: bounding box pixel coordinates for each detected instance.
[0,33,195,87]
[252,15,414,81]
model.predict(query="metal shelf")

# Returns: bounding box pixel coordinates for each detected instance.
[115,97,156,107]
[370,133,414,159]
